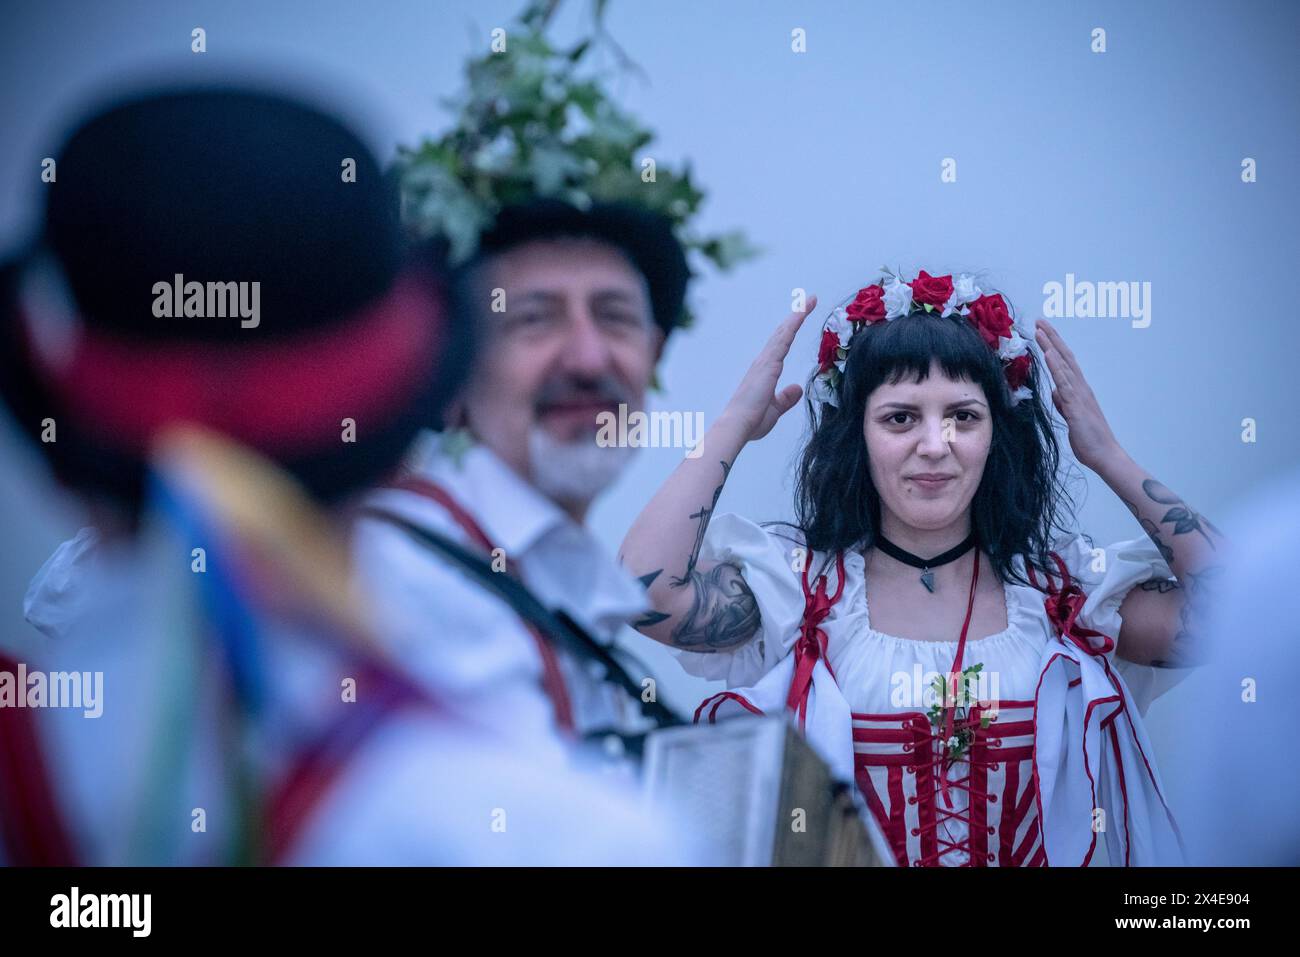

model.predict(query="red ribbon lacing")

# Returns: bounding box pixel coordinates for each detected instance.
[784,552,846,730]
[912,548,986,865]
[911,709,994,867]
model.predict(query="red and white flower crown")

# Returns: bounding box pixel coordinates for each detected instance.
[810,268,1034,408]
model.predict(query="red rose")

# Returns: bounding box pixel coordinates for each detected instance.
[966,293,1013,350]
[1005,354,1031,391]
[817,328,840,372]
[908,270,953,309]
[845,284,886,323]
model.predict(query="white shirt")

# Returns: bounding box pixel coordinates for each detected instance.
[11,454,688,865]
[353,433,653,753]
[14,524,240,865]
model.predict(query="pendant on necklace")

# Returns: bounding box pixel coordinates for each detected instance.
[920,567,935,593]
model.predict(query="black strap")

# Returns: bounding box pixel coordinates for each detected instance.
[360,506,682,731]
[874,530,977,570]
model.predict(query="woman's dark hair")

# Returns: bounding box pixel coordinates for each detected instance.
[791,290,1076,587]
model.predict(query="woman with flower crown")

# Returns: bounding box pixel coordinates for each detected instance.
[620,268,1222,866]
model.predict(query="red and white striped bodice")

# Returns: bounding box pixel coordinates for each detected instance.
[852,699,1044,867]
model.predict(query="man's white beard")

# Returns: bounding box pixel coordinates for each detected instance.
[528,425,638,507]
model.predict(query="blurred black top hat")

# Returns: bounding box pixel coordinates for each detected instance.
[0,85,473,513]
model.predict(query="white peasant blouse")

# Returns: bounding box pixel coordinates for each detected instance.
[677,513,1185,710]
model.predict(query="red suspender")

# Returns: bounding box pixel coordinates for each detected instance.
[386,476,576,735]
[265,664,433,865]
[0,652,78,865]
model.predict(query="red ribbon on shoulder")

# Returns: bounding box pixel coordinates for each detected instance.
[785,551,846,729]
[1036,553,1115,656]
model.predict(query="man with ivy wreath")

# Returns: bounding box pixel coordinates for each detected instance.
[353,2,753,766]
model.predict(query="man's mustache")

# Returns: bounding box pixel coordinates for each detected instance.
[534,376,632,408]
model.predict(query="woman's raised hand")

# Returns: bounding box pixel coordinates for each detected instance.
[1035,318,1123,471]
[722,295,818,443]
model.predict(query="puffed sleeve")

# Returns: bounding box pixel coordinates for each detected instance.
[1051,532,1191,712]
[1052,532,1173,639]
[671,513,808,688]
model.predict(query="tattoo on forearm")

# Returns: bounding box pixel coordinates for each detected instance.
[629,460,762,648]
[630,569,670,627]
[670,561,761,651]
[1121,480,1225,668]
[666,461,761,649]
[633,609,671,628]
[1150,565,1224,668]
[1122,497,1175,564]
[1141,479,1221,548]
[671,461,731,588]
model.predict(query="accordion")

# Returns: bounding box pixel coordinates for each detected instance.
[642,716,894,866]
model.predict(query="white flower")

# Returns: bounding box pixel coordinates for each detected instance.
[1009,386,1033,406]
[883,278,913,319]
[944,273,982,317]
[810,372,839,407]
[998,328,1031,361]
[953,273,982,305]
[826,309,855,350]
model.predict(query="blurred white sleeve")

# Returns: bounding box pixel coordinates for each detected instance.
[22,527,100,640]
[1184,469,1300,865]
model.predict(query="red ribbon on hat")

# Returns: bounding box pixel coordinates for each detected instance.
[23,269,443,458]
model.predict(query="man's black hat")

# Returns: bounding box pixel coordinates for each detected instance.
[0,85,473,512]
[470,199,690,338]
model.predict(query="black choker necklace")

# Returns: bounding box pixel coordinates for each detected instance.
[874,532,978,593]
